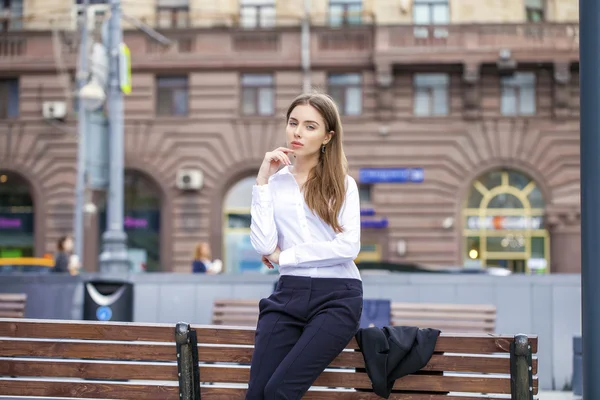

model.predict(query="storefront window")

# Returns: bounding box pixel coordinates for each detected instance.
[463,169,549,274]
[0,171,34,258]
[223,176,264,273]
[98,170,161,271]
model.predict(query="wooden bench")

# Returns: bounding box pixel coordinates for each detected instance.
[391,302,497,333]
[0,318,539,399]
[212,299,497,333]
[0,293,27,318]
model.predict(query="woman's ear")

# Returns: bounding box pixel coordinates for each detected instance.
[324,130,335,144]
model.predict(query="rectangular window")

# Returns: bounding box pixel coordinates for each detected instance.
[241,74,274,116]
[329,0,363,27]
[525,0,545,22]
[413,0,449,38]
[156,0,189,28]
[501,72,536,116]
[358,184,372,206]
[239,0,276,29]
[0,78,19,119]
[328,73,362,116]
[156,76,189,116]
[2,0,23,31]
[413,73,449,116]
[413,0,449,24]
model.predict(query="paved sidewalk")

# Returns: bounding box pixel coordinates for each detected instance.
[539,391,580,399]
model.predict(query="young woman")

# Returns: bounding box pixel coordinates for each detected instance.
[247,92,363,399]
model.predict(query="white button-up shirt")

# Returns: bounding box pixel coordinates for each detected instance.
[250,166,362,280]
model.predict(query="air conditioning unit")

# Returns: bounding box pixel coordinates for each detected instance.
[176,169,204,191]
[42,101,67,120]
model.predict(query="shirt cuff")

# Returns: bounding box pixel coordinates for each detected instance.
[252,184,272,204]
[278,247,297,267]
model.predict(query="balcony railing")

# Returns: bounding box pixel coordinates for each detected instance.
[0,22,579,72]
[0,36,25,57]
[378,23,579,52]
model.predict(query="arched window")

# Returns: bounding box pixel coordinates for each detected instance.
[463,169,548,273]
[0,171,35,257]
[223,176,265,273]
[98,170,162,271]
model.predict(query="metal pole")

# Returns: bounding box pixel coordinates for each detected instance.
[99,0,129,273]
[580,0,600,398]
[301,0,310,93]
[74,0,89,262]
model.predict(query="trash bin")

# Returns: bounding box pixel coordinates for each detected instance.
[573,335,583,397]
[83,280,134,322]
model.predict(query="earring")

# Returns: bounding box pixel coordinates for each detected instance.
[321,144,326,153]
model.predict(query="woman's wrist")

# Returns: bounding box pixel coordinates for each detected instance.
[256,176,269,185]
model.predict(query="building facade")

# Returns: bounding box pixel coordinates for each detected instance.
[0,0,581,273]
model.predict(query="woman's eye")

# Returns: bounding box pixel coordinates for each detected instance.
[289,121,297,126]
[307,125,315,130]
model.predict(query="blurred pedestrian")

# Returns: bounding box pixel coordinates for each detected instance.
[191,241,222,274]
[53,235,81,275]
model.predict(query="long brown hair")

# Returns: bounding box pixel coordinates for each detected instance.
[286,92,348,233]
[193,242,211,260]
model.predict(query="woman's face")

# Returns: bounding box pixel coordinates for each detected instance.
[201,243,210,257]
[286,104,332,158]
[63,237,73,252]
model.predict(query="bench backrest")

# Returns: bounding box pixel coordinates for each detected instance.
[212,298,497,333]
[391,302,497,333]
[0,318,539,399]
[0,293,27,318]
[212,298,259,326]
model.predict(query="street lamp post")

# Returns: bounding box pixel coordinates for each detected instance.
[98,0,129,273]
[74,0,89,262]
[580,0,600,397]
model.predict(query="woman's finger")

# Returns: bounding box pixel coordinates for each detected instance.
[276,147,295,154]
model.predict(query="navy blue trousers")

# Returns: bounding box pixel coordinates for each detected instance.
[246,275,363,400]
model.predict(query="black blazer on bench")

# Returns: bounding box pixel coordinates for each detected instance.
[355,325,441,399]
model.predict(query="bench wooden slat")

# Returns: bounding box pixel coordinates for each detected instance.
[214,299,259,306]
[0,311,25,318]
[0,294,27,302]
[0,318,538,353]
[0,358,179,381]
[391,303,497,312]
[0,340,175,361]
[0,379,179,400]
[0,303,27,311]
[0,379,525,400]
[0,364,536,395]
[391,320,495,329]
[0,318,174,342]
[391,311,496,321]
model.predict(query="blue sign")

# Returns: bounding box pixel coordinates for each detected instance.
[359,168,424,184]
[361,218,388,229]
[96,306,113,321]
[360,208,376,217]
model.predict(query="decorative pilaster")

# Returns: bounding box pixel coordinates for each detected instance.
[553,62,572,118]
[462,62,480,119]
[375,63,394,121]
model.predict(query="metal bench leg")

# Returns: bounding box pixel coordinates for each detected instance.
[510,334,534,400]
[176,322,201,400]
